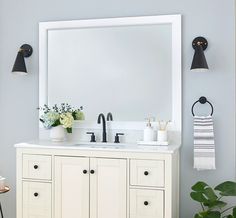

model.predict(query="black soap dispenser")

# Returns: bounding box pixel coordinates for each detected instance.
[86,132,96,142]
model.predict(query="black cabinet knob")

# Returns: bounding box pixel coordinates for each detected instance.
[83,170,88,174]
[144,171,149,176]
[90,170,95,174]
[34,192,39,197]
[144,201,149,206]
[34,165,38,169]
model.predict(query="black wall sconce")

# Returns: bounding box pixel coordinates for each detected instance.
[12,44,33,75]
[191,37,209,72]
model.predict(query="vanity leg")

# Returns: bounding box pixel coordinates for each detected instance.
[0,202,3,218]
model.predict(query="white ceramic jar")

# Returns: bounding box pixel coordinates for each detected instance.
[50,125,66,142]
[157,130,168,142]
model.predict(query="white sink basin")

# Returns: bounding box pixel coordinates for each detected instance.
[75,142,127,149]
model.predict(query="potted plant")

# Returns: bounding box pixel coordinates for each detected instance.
[190,181,236,218]
[39,103,84,141]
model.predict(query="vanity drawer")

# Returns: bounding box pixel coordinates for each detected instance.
[23,154,52,180]
[22,181,52,218]
[130,159,165,187]
[130,189,164,218]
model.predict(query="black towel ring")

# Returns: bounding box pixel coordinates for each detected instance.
[191,96,214,116]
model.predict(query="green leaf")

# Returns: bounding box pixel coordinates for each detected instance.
[226,215,233,218]
[233,207,236,217]
[196,211,221,218]
[195,213,204,218]
[190,192,208,203]
[52,119,61,127]
[66,128,72,133]
[72,111,76,120]
[203,200,227,209]
[205,211,221,218]
[199,211,209,217]
[191,182,218,206]
[204,188,218,202]
[192,182,209,192]
[215,181,236,196]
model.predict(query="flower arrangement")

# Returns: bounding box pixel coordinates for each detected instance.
[39,103,84,133]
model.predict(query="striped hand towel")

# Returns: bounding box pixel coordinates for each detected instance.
[194,115,216,170]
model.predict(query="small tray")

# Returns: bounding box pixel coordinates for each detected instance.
[137,141,169,146]
[0,186,10,194]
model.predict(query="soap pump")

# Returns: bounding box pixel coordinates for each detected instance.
[143,118,155,142]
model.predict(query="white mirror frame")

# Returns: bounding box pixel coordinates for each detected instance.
[39,15,182,132]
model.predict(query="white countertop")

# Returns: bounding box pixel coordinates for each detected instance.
[15,140,181,154]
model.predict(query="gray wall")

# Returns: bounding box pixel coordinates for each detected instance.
[0,0,235,217]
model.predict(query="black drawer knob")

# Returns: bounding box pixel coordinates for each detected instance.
[144,201,149,206]
[83,170,88,174]
[90,170,95,174]
[34,192,39,197]
[144,171,149,176]
[34,165,39,169]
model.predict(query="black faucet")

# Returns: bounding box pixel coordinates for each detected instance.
[97,113,107,143]
[107,112,113,121]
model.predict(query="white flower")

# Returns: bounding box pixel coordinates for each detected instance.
[74,111,85,120]
[41,112,60,129]
[60,112,74,129]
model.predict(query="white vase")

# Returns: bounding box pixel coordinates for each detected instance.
[50,125,66,142]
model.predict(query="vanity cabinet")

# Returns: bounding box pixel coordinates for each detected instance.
[16,142,180,218]
[55,157,127,218]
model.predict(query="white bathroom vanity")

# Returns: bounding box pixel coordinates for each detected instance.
[16,14,182,218]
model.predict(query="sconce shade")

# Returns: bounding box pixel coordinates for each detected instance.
[12,51,27,75]
[12,44,33,75]
[190,37,209,72]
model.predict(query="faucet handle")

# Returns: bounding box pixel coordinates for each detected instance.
[86,132,96,142]
[114,133,124,143]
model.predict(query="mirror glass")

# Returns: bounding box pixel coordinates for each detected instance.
[48,24,172,121]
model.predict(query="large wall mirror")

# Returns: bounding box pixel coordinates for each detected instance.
[39,15,181,131]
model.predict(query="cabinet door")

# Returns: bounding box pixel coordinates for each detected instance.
[55,156,89,218]
[22,181,51,218]
[90,158,127,218]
